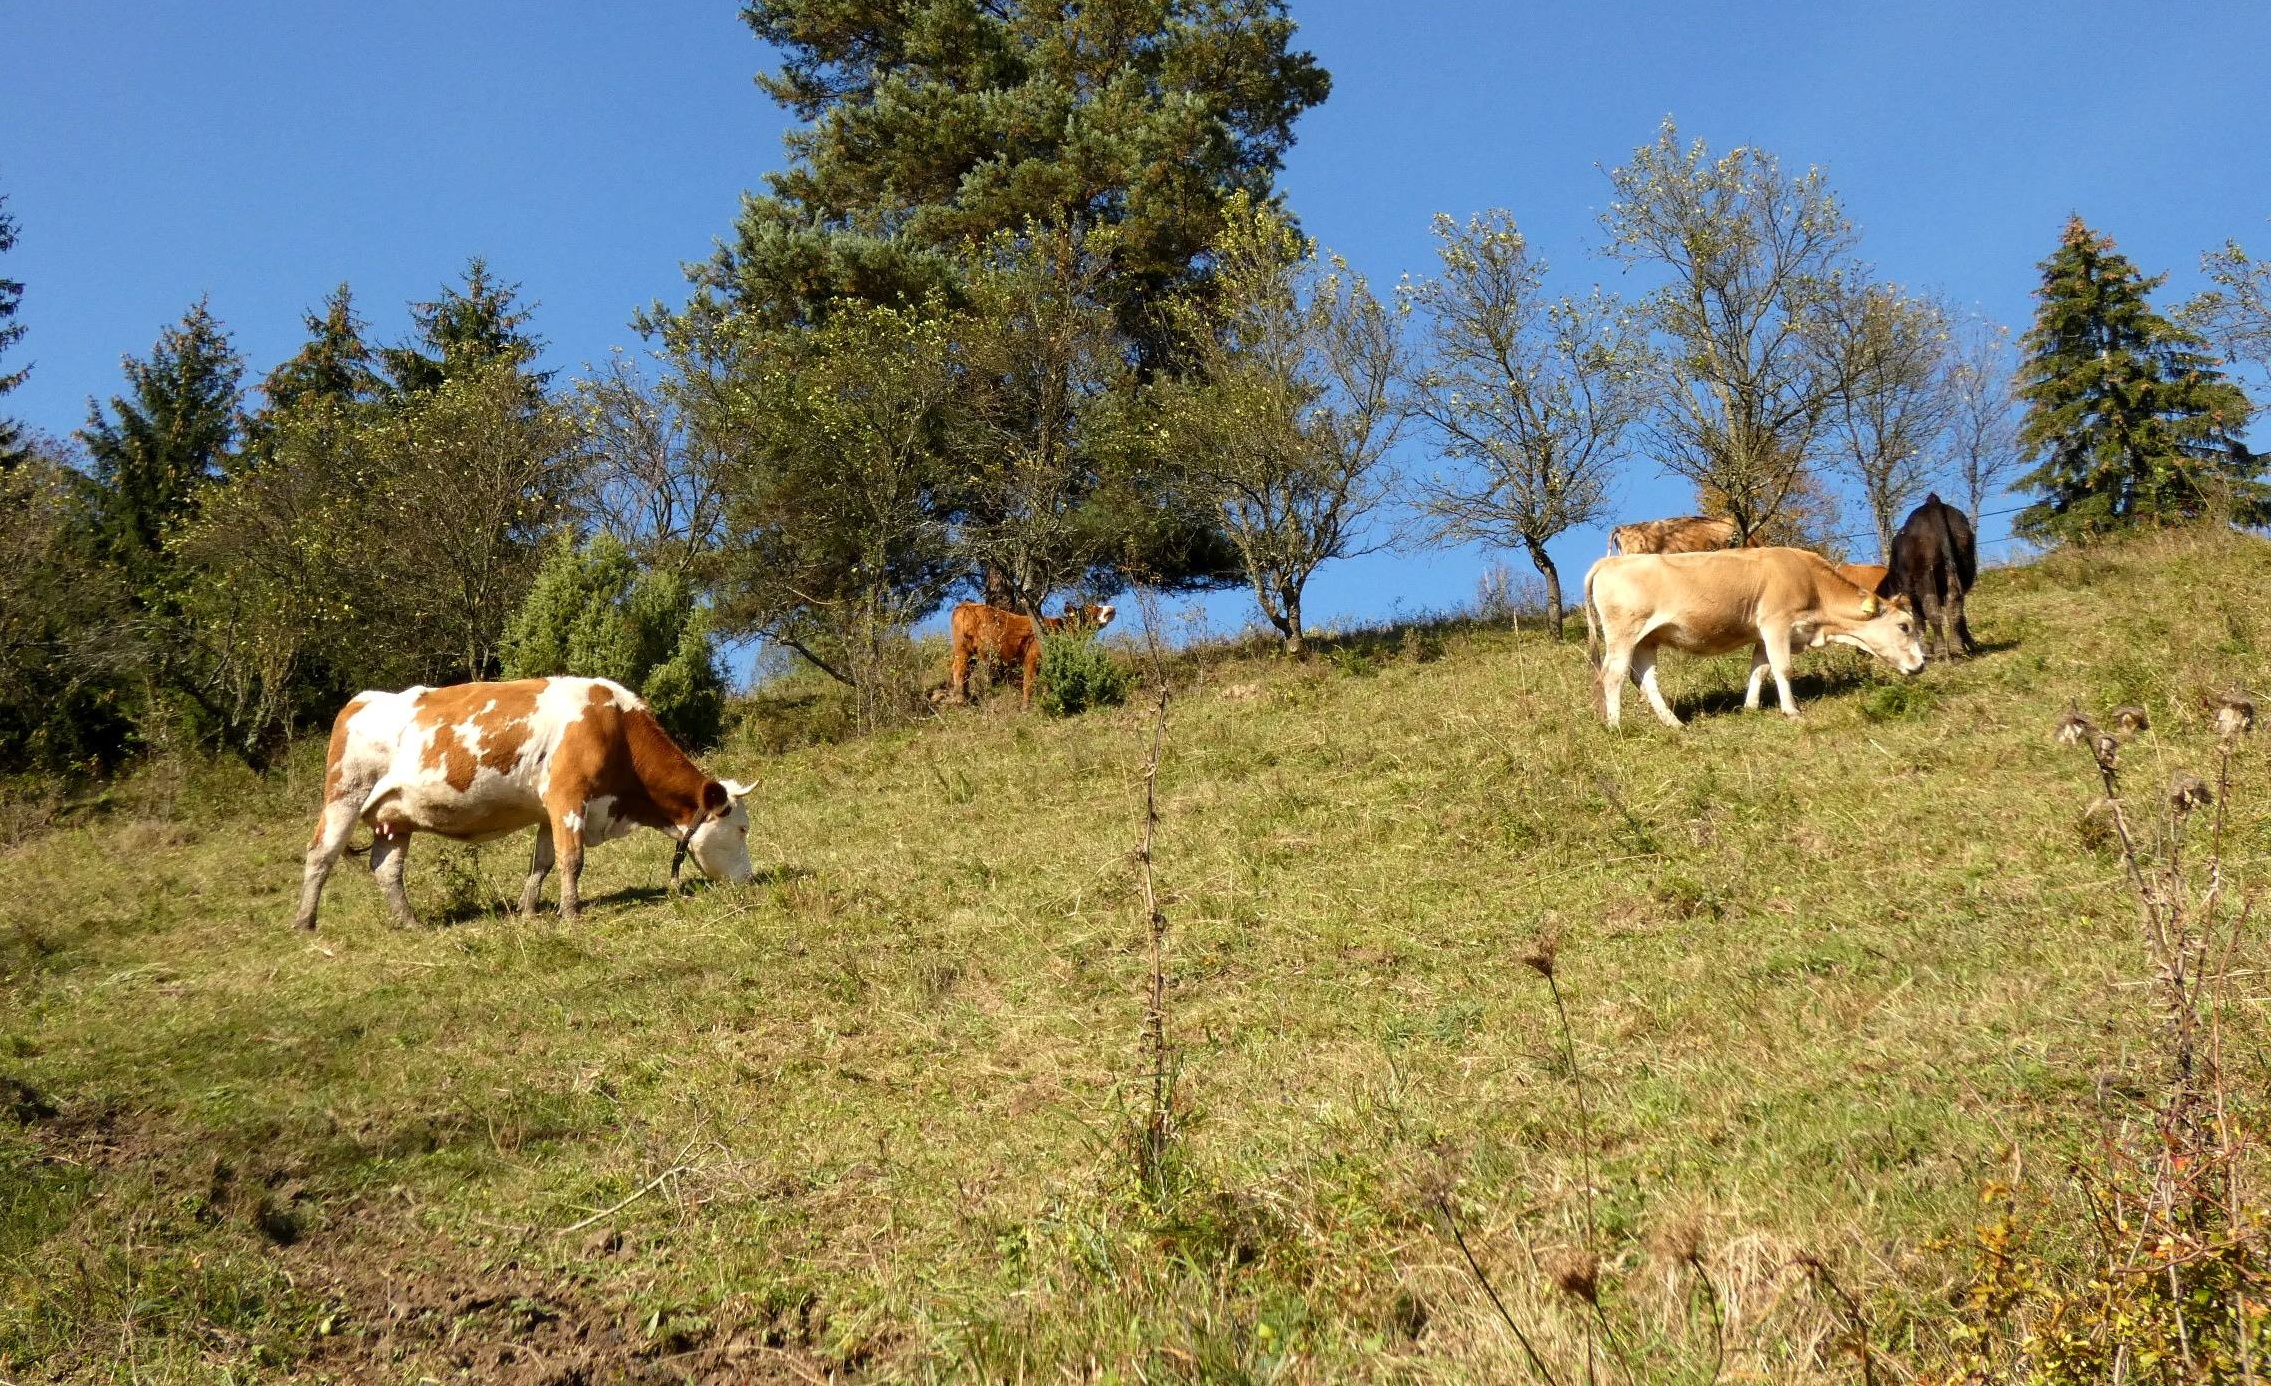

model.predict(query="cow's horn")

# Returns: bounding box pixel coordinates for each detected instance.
[721,778,753,799]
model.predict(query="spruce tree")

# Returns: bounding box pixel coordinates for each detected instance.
[2015,217,2265,540]
[0,186,29,467]
[381,258,547,398]
[81,301,245,599]
[262,284,383,416]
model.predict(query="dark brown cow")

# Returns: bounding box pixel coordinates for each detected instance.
[295,677,753,930]
[946,601,1118,709]
[1610,516,1742,556]
[1885,493,1979,657]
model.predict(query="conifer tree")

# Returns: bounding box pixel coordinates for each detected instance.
[2015,217,2265,540]
[701,2,1329,339]
[261,284,383,416]
[0,186,29,467]
[382,258,547,398]
[81,301,245,599]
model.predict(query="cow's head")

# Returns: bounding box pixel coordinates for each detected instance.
[1830,592,1927,674]
[1087,602,1117,631]
[685,778,756,884]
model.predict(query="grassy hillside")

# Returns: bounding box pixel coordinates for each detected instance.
[5,528,2270,1383]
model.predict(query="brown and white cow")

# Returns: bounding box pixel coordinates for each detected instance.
[1609,515,1742,556]
[295,677,754,930]
[946,601,1117,709]
[1583,548,1926,728]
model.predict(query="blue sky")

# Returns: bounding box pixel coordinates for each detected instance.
[7,1,2270,651]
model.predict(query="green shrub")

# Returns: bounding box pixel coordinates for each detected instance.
[1036,631,1132,717]
[500,532,728,747]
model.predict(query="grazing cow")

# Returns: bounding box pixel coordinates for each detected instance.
[1885,493,1978,658]
[1609,515,1741,556]
[1837,562,1891,596]
[295,678,753,930]
[946,601,1117,709]
[1583,547,1927,728]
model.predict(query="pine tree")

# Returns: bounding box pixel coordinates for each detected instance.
[2015,217,2265,541]
[693,0,1330,350]
[0,186,29,468]
[81,301,245,599]
[262,284,383,416]
[381,258,547,398]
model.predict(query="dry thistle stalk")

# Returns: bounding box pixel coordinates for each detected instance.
[1521,932,1559,980]
[1647,1217,1707,1270]
[1547,1248,1601,1306]
[2210,689,2256,738]
[2110,705,2151,735]
[2168,773,2213,815]
[2053,705,2093,746]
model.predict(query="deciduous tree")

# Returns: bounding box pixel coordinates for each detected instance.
[0,185,29,468]
[1403,210,1645,637]
[1600,120,1859,544]
[1823,282,1953,560]
[1160,195,1403,654]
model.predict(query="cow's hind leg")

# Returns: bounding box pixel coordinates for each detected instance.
[1598,644,1633,728]
[518,825,555,917]
[1763,633,1802,719]
[1945,569,1977,655]
[293,797,359,930]
[548,808,588,924]
[1744,644,1772,711]
[1632,645,1682,728]
[369,827,421,928]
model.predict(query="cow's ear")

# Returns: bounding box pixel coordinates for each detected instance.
[702,780,729,818]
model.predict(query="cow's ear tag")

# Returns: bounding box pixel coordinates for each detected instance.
[1860,594,1880,616]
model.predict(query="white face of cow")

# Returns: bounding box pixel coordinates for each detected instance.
[1091,603,1117,630]
[685,779,756,884]
[1833,595,1928,675]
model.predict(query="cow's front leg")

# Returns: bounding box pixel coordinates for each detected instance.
[1597,646,1631,728]
[550,809,587,923]
[1762,631,1802,718]
[369,827,421,928]
[518,824,555,917]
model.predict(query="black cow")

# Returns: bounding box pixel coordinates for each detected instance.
[1885,493,1977,657]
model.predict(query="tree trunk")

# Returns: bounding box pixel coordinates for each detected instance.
[1528,541,1565,640]
[1282,585,1304,656]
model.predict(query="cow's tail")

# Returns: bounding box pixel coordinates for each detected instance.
[1582,561,1605,669]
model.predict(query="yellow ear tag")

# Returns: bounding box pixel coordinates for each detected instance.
[1860,594,1880,616]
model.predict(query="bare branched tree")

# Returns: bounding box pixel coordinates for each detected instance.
[2184,234,2271,378]
[1942,314,2023,529]
[1601,119,1861,543]
[1823,282,1953,560]
[570,353,728,585]
[1403,211,1647,637]
[1161,194,1404,655]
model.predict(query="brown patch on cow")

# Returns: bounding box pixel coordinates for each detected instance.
[409,681,546,793]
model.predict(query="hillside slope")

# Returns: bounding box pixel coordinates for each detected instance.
[5,530,2270,1382]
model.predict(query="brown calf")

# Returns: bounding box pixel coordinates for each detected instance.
[946,601,1117,709]
[1610,515,1743,556]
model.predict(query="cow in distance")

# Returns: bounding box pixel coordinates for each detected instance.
[297,677,754,930]
[1583,548,1926,728]
[1609,516,1742,556]
[946,601,1117,709]
[1885,493,1978,658]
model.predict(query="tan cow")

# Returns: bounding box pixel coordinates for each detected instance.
[1609,515,1741,556]
[295,677,754,930]
[946,601,1117,709]
[1583,548,1926,728]
[1837,562,1890,595]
